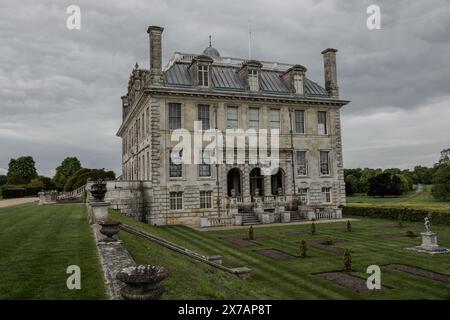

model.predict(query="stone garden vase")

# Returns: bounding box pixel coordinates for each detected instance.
[116,265,169,300]
[90,179,107,202]
[99,220,121,242]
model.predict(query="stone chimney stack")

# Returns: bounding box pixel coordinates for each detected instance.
[321,48,339,97]
[147,26,164,85]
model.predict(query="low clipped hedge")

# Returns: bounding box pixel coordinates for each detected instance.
[1,188,25,199]
[1,186,42,199]
[343,206,450,225]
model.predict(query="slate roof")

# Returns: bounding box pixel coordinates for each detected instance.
[163,62,329,97]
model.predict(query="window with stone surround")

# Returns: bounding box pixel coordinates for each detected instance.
[227,106,238,129]
[198,65,209,87]
[322,187,332,204]
[200,191,212,209]
[199,150,211,177]
[170,192,183,210]
[248,108,259,130]
[299,188,309,205]
[320,150,330,175]
[169,103,182,130]
[248,69,259,91]
[198,104,210,130]
[318,111,328,135]
[296,151,308,176]
[295,110,305,134]
[146,151,150,180]
[169,149,182,177]
[145,107,149,135]
[270,109,280,129]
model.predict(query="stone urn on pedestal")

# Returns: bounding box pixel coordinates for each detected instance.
[99,220,121,242]
[88,179,110,224]
[116,265,169,300]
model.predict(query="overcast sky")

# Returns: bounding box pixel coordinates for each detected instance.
[1,0,449,177]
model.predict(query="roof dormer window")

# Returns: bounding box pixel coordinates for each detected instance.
[198,65,209,87]
[282,64,307,95]
[248,69,259,91]
[293,74,304,94]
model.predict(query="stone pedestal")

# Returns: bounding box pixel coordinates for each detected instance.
[280,211,291,223]
[200,217,211,228]
[420,232,439,250]
[89,201,110,224]
[38,191,58,205]
[334,209,342,219]
[307,211,316,221]
[234,215,242,226]
[407,232,450,255]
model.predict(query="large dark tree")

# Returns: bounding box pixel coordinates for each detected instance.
[368,172,402,197]
[0,175,6,186]
[63,168,115,192]
[431,164,450,201]
[345,174,357,196]
[53,157,82,189]
[7,156,38,185]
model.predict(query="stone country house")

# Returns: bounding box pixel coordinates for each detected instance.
[111,26,350,227]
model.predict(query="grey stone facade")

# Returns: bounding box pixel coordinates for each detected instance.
[115,26,350,227]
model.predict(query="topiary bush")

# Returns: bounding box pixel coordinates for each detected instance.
[343,206,450,225]
[346,220,352,232]
[310,222,316,235]
[248,226,254,240]
[300,240,307,257]
[343,250,352,272]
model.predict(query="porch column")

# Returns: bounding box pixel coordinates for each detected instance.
[242,165,251,202]
[285,161,294,196]
[264,175,272,197]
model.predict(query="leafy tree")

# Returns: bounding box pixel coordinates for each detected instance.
[27,178,45,189]
[398,174,413,193]
[7,156,38,185]
[53,157,82,190]
[345,174,359,196]
[438,148,450,166]
[63,168,115,192]
[431,164,450,201]
[413,165,433,184]
[0,175,6,187]
[26,176,56,190]
[368,172,402,197]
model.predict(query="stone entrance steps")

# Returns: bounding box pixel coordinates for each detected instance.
[241,212,260,225]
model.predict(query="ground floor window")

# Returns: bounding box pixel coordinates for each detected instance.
[170,192,183,210]
[299,188,309,205]
[200,191,212,209]
[322,187,332,204]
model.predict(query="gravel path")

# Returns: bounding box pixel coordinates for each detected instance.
[0,197,38,208]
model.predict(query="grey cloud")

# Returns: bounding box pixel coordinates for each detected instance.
[0,0,449,175]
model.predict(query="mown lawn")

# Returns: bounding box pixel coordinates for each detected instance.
[346,185,450,212]
[110,210,450,299]
[0,203,106,299]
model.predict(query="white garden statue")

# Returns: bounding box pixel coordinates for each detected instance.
[424,217,432,233]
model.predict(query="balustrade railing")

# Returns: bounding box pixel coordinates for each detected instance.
[57,184,87,201]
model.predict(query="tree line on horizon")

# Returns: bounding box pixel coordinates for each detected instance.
[1,148,449,201]
[0,156,115,197]
[345,148,450,201]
